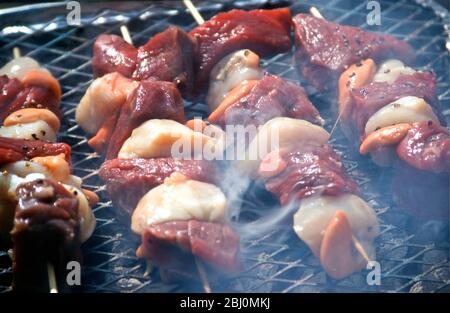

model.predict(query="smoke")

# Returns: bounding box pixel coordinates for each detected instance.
[218,161,299,244]
[219,165,253,222]
[232,200,298,243]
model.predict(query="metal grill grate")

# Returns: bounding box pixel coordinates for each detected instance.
[0,0,449,293]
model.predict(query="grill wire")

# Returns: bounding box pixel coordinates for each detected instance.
[0,0,449,293]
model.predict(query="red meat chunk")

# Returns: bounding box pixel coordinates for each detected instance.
[263,143,358,205]
[137,220,240,278]
[105,80,185,159]
[0,137,71,166]
[99,158,217,216]
[350,72,440,138]
[293,13,415,92]
[397,121,450,173]
[0,75,60,122]
[11,179,81,292]
[219,74,322,128]
[92,27,196,96]
[190,8,292,92]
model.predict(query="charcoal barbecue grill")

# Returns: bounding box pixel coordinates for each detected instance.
[0,0,449,293]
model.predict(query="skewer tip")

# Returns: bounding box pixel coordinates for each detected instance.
[183,0,205,25]
[194,257,212,293]
[310,6,325,20]
[13,47,21,59]
[120,25,133,45]
[47,262,58,293]
[352,235,372,264]
[329,110,342,138]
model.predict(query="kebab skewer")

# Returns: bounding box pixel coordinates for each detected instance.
[201,65,379,279]
[337,58,449,220]
[0,51,97,292]
[291,11,449,219]
[79,24,236,291]
[180,3,379,279]
[95,99,238,287]
[292,12,448,172]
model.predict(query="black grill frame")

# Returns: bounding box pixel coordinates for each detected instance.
[0,0,449,293]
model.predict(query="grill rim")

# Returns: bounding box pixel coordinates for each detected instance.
[0,0,449,293]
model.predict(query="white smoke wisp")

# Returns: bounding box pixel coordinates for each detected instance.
[215,122,298,245]
[220,165,253,223]
[219,159,299,244]
[232,200,298,243]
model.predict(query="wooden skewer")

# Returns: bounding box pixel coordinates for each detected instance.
[306,10,374,268]
[352,235,371,264]
[13,47,21,59]
[309,6,325,19]
[329,110,342,138]
[12,47,60,293]
[143,260,153,278]
[119,5,212,293]
[181,0,214,293]
[194,257,212,293]
[120,25,133,45]
[47,262,58,293]
[183,0,205,25]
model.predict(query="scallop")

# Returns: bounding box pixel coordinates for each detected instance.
[365,96,440,136]
[1,158,83,196]
[0,172,47,202]
[0,56,49,80]
[63,184,96,243]
[372,59,415,84]
[75,72,138,134]
[293,194,379,258]
[131,173,226,235]
[0,120,56,142]
[236,117,330,175]
[2,160,49,178]
[118,119,219,160]
[206,49,264,111]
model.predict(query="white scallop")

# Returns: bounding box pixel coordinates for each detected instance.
[365,96,440,136]
[0,56,49,80]
[63,184,96,243]
[236,117,330,175]
[0,120,56,142]
[118,119,218,160]
[76,72,138,134]
[206,49,264,111]
[372,59,416,84]
[131,174,226,235]
[0,172,47,202]
[293,194,380,258]
[2,160,49,178]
